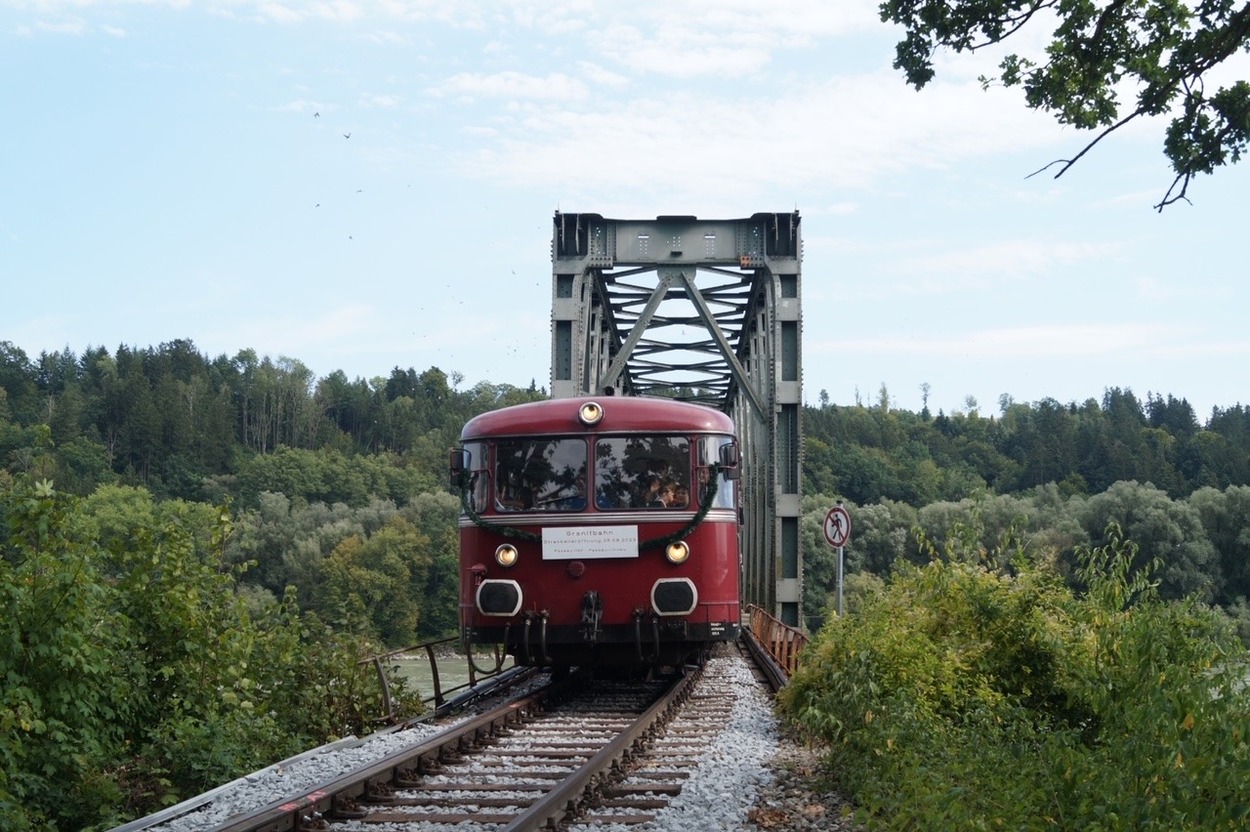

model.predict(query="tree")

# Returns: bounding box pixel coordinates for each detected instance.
[2,477,417,828]
[315,517,430,644]
[404,492,463,638]
[881,0,1250,209]
[0,342,37,424]
[1080,480,1219,601]
[1188,484,1250,604]
[0,479,138,830]
[999,397,1078,489]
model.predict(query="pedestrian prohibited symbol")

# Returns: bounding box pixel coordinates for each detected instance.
[824,504,851,547]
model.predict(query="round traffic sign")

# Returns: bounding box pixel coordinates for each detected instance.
[824,505,851,547]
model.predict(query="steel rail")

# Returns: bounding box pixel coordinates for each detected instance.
[109,666,540,832]
[209,681,561,832]
[498,667,700,832]
[106,736,363,832]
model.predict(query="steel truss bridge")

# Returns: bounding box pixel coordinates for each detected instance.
[549,211,803,626]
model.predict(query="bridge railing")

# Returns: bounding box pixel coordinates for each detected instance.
[359,636,511,723]
[743,603,809,688]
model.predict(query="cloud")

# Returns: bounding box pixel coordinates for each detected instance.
[430,71,590,102]
[812,322,1174,359]
[208,303,379,359]
[590,23,774,79]
[255,3,302,24]
[275,98,325,115]
[582,1,881,78]
[1149,335,1250,359]
[356,28,408,45]
[375,0,488,28]
[1134,275,1235,303]
[439,70,1065,202]
[575,60,630,89]
[5,0,877,42]
[34,17,88,35]
[360,92,402,109]
[893,238,1121,281]
[228,1,368,24]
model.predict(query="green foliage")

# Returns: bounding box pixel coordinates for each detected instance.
[9,339,1250,824]
[406,491,465,639]
[7,338,1250,527]
[804,391,1244,509]
[219,490,460,643]
[880,0,1250,209]
[781,525,1250,830]
[0,339,546,510]
[315,517,430,643]
[0,478,421,829]
[1079,481,1219,602]
[1,479,138,831]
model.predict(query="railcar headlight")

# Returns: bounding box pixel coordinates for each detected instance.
[578,401,604,425]
[495,544,519,567]
[665,540,690,564]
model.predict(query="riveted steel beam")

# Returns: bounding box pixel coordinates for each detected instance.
[550,212,804,626]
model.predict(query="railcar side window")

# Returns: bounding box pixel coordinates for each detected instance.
[594,436,691,510]
[461,441,490,513]
[494,438,587,512]
[698,435,736,509]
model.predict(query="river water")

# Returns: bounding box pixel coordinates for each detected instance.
[388,650,514,706]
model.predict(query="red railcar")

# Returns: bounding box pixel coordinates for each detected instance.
[450,395,741,670]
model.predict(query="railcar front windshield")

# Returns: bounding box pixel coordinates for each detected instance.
[474,432,734,514]
[495,438,587,512]
[593,435,691,510]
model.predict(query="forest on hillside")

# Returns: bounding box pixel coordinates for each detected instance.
[4,338,1247,505]
[4,337,1250,637]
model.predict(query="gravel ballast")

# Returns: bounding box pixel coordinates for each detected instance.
[123,656,860,832]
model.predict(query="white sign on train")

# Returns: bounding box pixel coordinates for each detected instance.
[543,525,639,559]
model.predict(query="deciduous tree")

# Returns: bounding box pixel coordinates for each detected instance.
[881,0,1250,208]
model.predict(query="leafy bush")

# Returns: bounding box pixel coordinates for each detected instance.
[780,524,1250,830]
[0,479,137,831]
[0,478,421,830]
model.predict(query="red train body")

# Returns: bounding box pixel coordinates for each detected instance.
[452,395,742,670]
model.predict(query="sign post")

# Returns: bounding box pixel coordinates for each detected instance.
[823,502,852,616]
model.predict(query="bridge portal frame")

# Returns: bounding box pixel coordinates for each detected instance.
[549,212,803,626]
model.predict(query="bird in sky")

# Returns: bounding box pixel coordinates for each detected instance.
[343,132,351,139]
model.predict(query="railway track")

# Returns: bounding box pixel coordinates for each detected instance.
[123,640,778,832]
[330,673,685,830]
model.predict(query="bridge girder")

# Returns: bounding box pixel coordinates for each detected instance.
[549,212,804,626]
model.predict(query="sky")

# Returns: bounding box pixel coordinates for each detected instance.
[3,1,1247,422]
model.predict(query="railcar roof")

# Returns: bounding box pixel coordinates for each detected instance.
[460,395,735,439]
